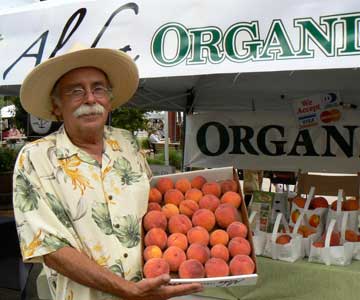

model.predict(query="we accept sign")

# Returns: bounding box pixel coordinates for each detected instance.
[1,0,360,84]
[184,111,360,173]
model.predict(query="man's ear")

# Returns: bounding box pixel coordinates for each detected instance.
[51,99,63,121]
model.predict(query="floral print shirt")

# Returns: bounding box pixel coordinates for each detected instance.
[13,125,151,300]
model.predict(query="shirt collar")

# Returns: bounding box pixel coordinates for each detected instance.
[55,124,109,160]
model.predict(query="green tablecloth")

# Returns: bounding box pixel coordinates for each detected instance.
[198,257,360,300]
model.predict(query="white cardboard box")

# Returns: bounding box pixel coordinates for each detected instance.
[149,167,258,287]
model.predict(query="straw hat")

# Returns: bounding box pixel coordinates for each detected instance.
[20,45,139,121]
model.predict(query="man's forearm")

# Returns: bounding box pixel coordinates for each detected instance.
[44,246,135,298]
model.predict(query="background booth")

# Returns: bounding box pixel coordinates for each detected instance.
[1,1,360,299]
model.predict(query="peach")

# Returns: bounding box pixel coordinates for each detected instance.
[199,194,220,212]
[192,209,216,232]
[293,196,306,208]
[227,221,248,239]
[167,233,188,251]
[281,225,294,234]
[175,178,192,194]
[221,191,242,208]
[143,245,162,261]
[202,181,221,198]
[148,187,162,203]
[321,231,341,246]
[275,234,292,245]
[168,214,193,234]
[164,189,184,206]
[313,240,325,248]
[143,258,170,278]
[215,203,240,229]
[343,199,359,211]
[310,197,328,209]
[156,177,174,195]
[186,243,210,264]
[210,229,229,246]
[220,179,238,193]
[187,226,210,246]
[144,228,168,250]
[143,210,167,231]
[205,258,230,277]
[191,176,207,190]
[162,203,179,219]
[228,237,251,257]
[297,225,316,238]
[178,259,205,279]
[210,244,230,262]
[229,255,255,275]
[291,209,300,223]
[147,202,162,212]
[184,188,203,203]
[179,199,199,217]
[345,229,358,242]
[330,200,341,211]
[162,246,186,272]
[308,214,320,228]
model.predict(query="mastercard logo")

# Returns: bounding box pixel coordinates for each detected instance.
[320,109,341,123]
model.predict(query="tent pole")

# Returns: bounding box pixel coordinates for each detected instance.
[164,112,169,166]
[183,88,195,171]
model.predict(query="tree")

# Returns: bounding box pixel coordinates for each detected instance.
[110,107,148,134]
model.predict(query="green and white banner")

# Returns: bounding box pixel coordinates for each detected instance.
[184,111,360,173]
[1,0,360,85]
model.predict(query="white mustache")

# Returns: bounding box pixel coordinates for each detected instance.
[73,104,105,118]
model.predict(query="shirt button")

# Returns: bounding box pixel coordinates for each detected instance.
[123,253,128,258]
[114,224,120,229]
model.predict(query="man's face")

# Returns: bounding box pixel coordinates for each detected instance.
[53,67,112,134]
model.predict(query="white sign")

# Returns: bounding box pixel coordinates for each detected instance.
[30,115,52,134]
[1,0,360,85]
[184,111,360,173]
[292,93,342,129]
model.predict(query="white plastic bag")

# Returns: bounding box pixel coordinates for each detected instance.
[290,187,328,235]
[263,212,304,262]
[309,215,353,266]
[326,190,359,233]
[248,211,267,256]
[295,187,321,257]
[342,213,360,260]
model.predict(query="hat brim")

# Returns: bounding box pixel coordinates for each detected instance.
[20,48,139,121]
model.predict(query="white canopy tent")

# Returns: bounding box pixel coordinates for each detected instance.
[1,0,360,172]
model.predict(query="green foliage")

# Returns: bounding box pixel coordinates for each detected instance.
[147,149,183,170]
[137,137,151,150]
[0,146,21,172]
[110,107,148,133]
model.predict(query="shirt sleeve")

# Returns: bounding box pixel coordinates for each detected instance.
[13,146,80,263]
[137,148,153,180]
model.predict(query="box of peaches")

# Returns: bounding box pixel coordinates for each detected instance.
[142,167,258,287]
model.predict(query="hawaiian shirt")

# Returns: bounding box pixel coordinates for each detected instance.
[13,125,151,300]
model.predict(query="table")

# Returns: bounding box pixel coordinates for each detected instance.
[154,141,181,152]
[194,256,360,300]
[3,136,27,148]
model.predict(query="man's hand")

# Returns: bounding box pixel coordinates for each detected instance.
[126,274,203,300]
[44,247,203,300]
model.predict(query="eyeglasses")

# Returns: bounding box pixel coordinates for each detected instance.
[64,85,112,101]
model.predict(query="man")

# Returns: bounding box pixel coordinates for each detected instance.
[13,47,202,300]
